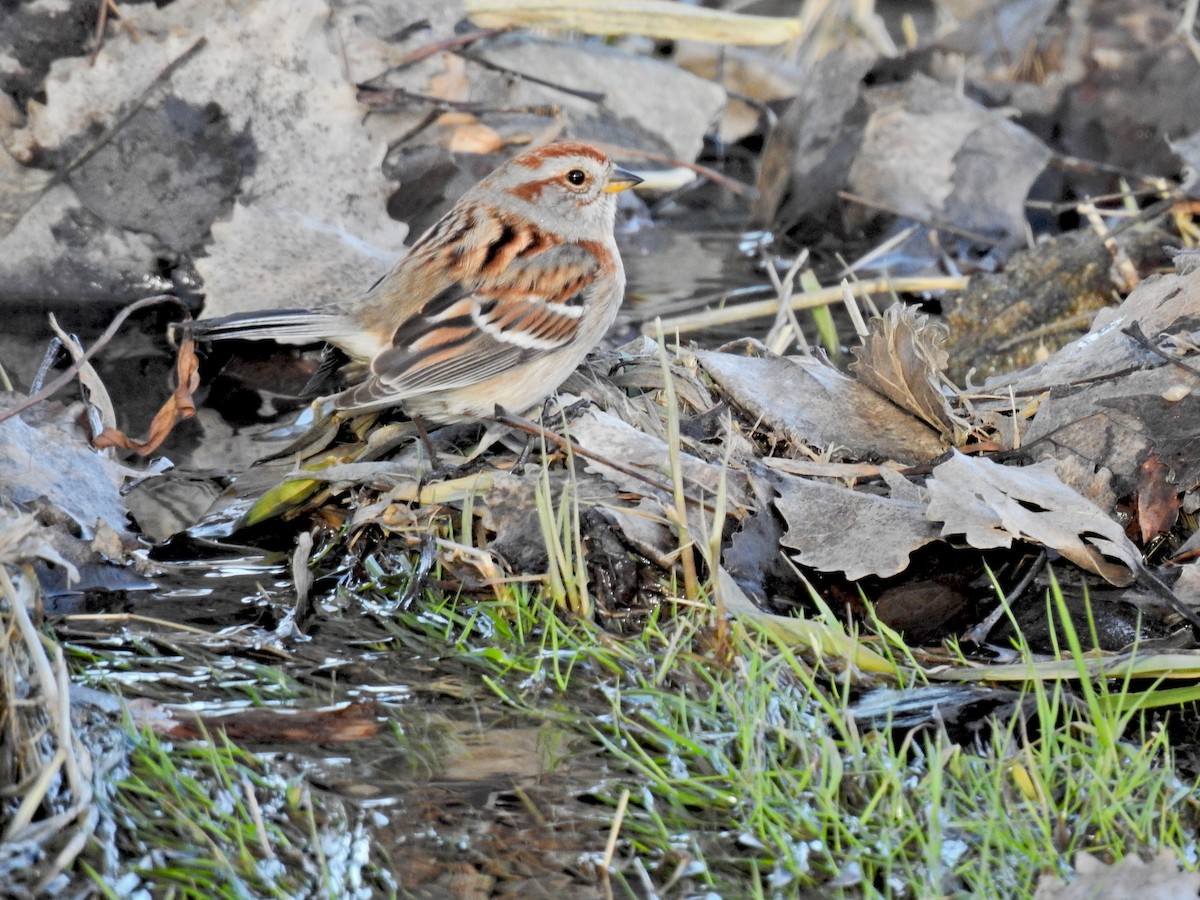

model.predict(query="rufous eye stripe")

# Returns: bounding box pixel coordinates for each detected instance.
[504,177,557,204]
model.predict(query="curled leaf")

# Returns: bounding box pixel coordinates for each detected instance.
[92,332,200,456]
[850,302,966,442]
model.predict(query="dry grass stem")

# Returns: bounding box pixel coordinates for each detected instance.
[841,279,870,338]
[0,565,97,890]
[654,323,701,601]
[465,0,806,46]
[764,250,811,355]
[648,276,968,334]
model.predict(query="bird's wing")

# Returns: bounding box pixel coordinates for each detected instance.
[360,238,607,401]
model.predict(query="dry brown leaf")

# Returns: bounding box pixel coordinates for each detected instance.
[672,43,803,143]
[441,116,506,154]
[696,349,947,466]
[850,302,967,442]
[470,34,725,164]
[1135,451,1181,543]
[0,510,79,582]
[93,334,200,456]
[925,451,1141,586]
[13,0,410,318]
[427,52,471,103]
[0,398,137,545]
[775,467,939,580]
[568,407,753,511]
[848,74,1051,251]
[752,38,879,227]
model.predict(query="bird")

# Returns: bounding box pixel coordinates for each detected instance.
[187,141,642,425]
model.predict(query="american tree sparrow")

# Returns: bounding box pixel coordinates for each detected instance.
[189,142,642,422]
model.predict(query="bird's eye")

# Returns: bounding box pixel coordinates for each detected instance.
[565,169,587,186]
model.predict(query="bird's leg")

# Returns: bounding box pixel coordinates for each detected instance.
[358,420,420,462]
[508,398,557,475]
[411,413,452,479]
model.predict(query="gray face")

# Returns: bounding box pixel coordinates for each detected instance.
[473,148,620,244]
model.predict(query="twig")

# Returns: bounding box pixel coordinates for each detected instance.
[90,0,123,65]
[841,224,921,277]
[962,551,1047,645]
[1049,152,1163,185]
[1078,200,1138,292]
[459,52,607,104]
[0,294,184,426]
[841,279,870,339]
[838,190,1006,246]
[1026,187,1166,216]
[763,249,810,355]
[64,612,223,636]
[490,408,721,516]
[655,323,701,601]
[1120,322,1200,381]
[992,311,1096,353]
[358,87,560,118]
[387,27,507,70]
[592,141,757,198]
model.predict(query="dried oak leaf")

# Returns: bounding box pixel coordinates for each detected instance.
[568,407,754,512]
[848,74,1051,251]
[776,467,939,580]
[925,451,1141,586]
[1019,368,1175,506]
[850,302,967,442]
[696,349,946,466]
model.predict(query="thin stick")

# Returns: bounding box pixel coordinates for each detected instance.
[62,612,221,637]
[763,250,810,354]
[593,141,757,198]
[388,27,507,69]
[648,276,968,334]
[461,53,607,104]
[0,294,183,425]
[491,408,719,514]
[841,278,870,338]
[838,191,1004,246]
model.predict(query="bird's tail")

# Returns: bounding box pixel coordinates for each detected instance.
[182,309,354,345]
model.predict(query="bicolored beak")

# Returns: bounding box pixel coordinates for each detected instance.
[604,167,644,193]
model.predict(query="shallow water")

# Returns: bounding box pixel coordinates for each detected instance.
[4,214,767,891]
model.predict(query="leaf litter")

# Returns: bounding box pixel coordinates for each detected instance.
[5,0,1200,894]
